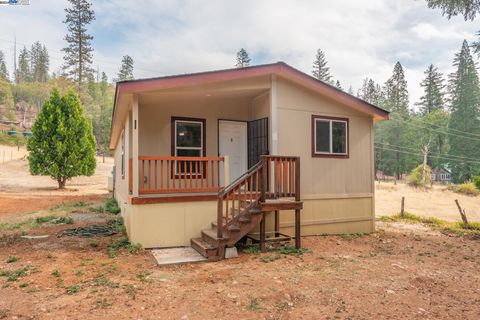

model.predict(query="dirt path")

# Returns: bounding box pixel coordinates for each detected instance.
[0,156,113,222]
[0,218,479,319]
[376,181,480,222]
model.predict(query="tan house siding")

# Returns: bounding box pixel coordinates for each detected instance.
[137,96,253,158]
[275,78,375,234]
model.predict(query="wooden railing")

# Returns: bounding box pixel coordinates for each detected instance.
[217,155,300,238]
[262,156,300,200]
[139,156,225,194]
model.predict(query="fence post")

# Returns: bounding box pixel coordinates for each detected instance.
[455,199,469,228]
[217,196,223,238]
[400,197,405,218]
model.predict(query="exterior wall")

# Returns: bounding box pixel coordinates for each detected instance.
[276,78,375,233]
[123,201,217,248]
[251,92,270,120]
[138,96,253,157]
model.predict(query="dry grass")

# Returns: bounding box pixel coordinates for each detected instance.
[375,181,480,222]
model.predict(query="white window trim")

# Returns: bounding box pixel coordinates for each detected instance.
[313,118,348,156]
[174,120,204,156]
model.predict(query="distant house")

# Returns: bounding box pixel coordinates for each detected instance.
[431,168,451,184]
[109,62,389,260]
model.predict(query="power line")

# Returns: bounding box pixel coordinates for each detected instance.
[375,146,480,165]
[384,117,480,143]
[375,142,480,162]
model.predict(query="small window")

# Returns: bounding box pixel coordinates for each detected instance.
[172,117,206,176]
[121,130,125,178]
[312,115,348,158]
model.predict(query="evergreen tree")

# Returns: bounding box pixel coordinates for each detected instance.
[100,72,108,96]
[16,46,30,84]
[377,62,410,179]
[425,0,480,20]
[62,0,95,88]
[30,42,49,83]
[335,80,342,90]
[448,40,480,182]
[235,48,251,68]
[0,50,8,81]
[417,64,445,115]
[358,78,383,105]
[28,88,96,189]
[312,49,332,83]
[117,55,134,81]
[384,62,409,114]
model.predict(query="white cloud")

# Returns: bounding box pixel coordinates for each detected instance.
[0,0,478,106]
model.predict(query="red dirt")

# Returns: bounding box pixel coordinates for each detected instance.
[0,218,479,319]
[0,194,106,220]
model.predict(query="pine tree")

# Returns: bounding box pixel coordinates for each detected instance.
[384,62,409,114]
[30,42,49,83]
[358,78,383,105]
[448,40,480,182]
[16,46,30,84]
[417,64,445,115]
[62,0,95,88]
[235,48,251,68]
[425,0,480,20]
[0,50,8,81]
[28,88,96,189]
[312,49,332,83]
[378,62,411,179]
[100,72,108,97]
[117,55,134,81]
[335,80,342,90]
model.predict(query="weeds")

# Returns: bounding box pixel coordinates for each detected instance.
[0,266,30,282]
[246,297,263,311]
[378,212,480,236]
[124,284,137,299]
[89,240,99,248]
[339,233,370,240]
[105,198,121,214]
[52,270,61,278]
[276,245,310,256]
[6,256,18,263]
[136,271,152,283]
[108,237,142,258]
[19,282,29,288]
[66,284,81,295]
[242,244,260,254]
[448,183,480,196]
[259,254,282,263]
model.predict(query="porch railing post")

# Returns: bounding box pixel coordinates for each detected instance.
[223,155,229,187]
[260,156,267,203]
[217,196,223,239]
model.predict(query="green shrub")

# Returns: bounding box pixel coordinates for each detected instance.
[407,164,431,187]
[6,256,19,263]
[105,198,121,214]
[448,182,480,196]
[473,176,480,190]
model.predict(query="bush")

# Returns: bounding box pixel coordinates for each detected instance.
[473,176,480,190]
[407,164,431,187]
[448,182,480,196]
[105,198,121,214]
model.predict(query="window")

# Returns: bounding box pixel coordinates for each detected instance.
[120,130,125,178]
[312,115,348,158]
[171,117,206,175]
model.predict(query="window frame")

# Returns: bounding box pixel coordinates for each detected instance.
[171,116,207,177]
[120,130,125,178]
[311,115,349,158]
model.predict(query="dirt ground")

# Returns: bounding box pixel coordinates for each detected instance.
[376,181,480,222]
[0,157,113,222]
[0,208,479,320]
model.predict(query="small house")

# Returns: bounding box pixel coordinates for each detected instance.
[109,62,389,260]
[431,167,452,184]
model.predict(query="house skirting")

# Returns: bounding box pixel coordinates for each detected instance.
[116,194,374,249]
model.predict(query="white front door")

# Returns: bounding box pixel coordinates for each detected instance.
[218,120,248,184]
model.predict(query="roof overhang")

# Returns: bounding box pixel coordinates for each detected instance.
[109,62,389,149]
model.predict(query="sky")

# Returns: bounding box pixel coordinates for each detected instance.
[0,0,479,105]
